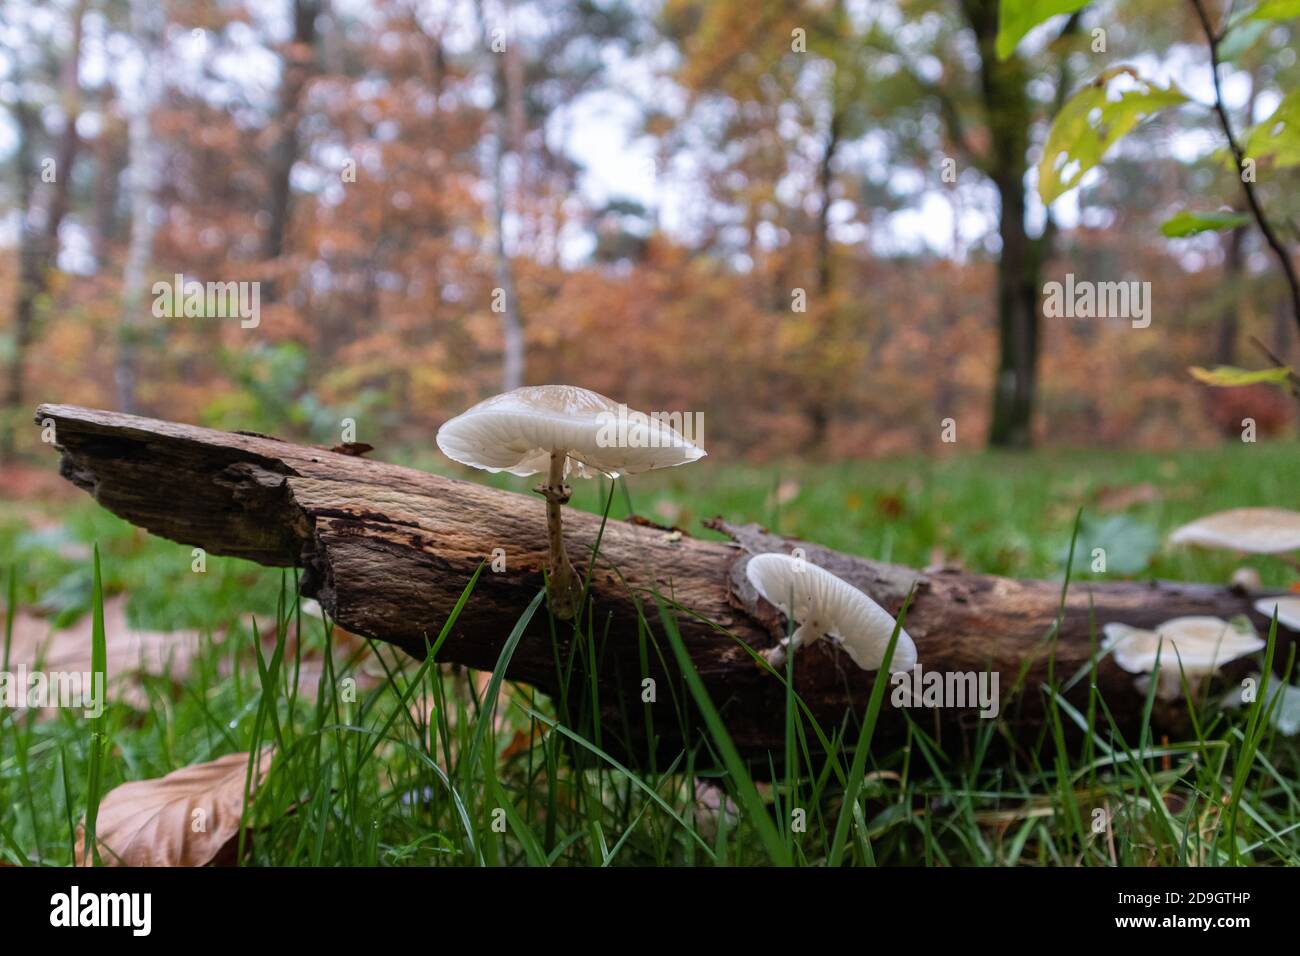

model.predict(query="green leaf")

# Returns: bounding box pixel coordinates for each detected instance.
[1160,209,1250,237]
[996,0,1090,60]
[1038,67,1187,205]
[1242,89,1300,170]
[1189,364,1294,387]
[1250,0,1300,21]
[1218,18,1270,61]
[1063,514,1159,576]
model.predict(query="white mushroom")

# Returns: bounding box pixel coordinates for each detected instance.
[1102,616,1264,701]
[745,553,917,673]
[1169,508,1300,555]
[436,385,705,618]
[1223,674,1300,736]
[1229,567,1262,591]
[1253,596,1300,631]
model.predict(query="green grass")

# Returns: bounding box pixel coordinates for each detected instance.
[0,440,1297,866]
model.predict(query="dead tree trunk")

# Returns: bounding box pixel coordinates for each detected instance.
[35,404,1292,764]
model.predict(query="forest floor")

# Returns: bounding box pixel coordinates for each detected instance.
[1,440,1297,866]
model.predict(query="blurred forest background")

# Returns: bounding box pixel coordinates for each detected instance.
[3,0,1299,465]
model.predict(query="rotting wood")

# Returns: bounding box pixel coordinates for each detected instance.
[34,404,1294,764]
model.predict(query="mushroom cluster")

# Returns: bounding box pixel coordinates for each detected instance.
[436,385,705,619]
[1102,616,1264,701]
[436,385,911,677]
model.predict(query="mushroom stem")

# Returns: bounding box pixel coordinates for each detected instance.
[762,622,821,670]
[535,450,583,620]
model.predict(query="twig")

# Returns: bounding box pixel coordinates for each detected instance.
[1189,0,1300,341]
[1248,335,1300,396]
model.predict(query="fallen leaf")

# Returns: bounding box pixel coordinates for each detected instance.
[692,779,739,841]
[0,464,79,501]
[2,597,206,715]
[251,613,387,698]
[874,492,906,519]
[1094,482,1159,512]
[409,669,519,760]
[652,498,682,524]
[924,547,964,573]
[500,724,547,761]
[775,480,800,505]
[75,749,274,867]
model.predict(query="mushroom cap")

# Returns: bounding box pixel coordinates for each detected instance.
[1103,616,1264,674]
[745,553,917,672]
[435,385,706,479]
[1254,596,1300,632]
[1169,507,1300,554]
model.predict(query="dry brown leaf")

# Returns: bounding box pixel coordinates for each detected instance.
[500,723,548,761]
[252,603,398,697]
[257,627,370,692]
[1094,482,1159,512]
[408,668,522,760]
[692,779,740,841]
[924,547,964,574]
[2,596,207,714]
[775,479,801,505]
[75,748,274,867]
[0,464,79,501]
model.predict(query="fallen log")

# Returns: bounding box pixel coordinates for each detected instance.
[34,404,1293,764]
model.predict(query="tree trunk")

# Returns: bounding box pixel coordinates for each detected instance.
[801,0,849,453]
[803,108,841,453]
[92,84,122,272]
[1,0,87,460]
[260,0,321,304]
[963,0,1041,450]
[477,0,526,392]
[34,404,1292,767]
[1215,225,1246,365]
[988,172,1041,450]
[113,0,164,415]
[1215,69,1256,366]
